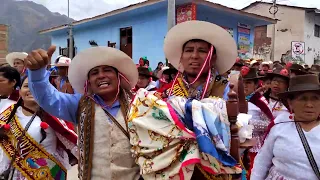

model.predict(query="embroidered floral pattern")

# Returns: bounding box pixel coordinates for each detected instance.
[128,89,242,180]
[152,107,170,122]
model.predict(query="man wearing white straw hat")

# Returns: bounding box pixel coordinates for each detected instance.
[6,52,28,79]
[25,46,140,180]
[51,55,74,94]
[160,20,237,100]
[125,20,254,180]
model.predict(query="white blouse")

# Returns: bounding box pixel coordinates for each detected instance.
[251,111,320,180]
[0,99,69,179]
[268,99,288,118]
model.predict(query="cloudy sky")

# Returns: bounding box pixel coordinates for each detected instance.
[26,0,320,20]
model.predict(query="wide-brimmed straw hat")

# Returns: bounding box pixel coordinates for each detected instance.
[278,74,320,99]
[261,61,270,67]
[163,20,237,74]
[250,60,260,67]
[68,47,138,94]
[6,52,28,67]
[52,56,72,67]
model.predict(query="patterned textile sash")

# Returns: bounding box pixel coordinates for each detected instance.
[77,96,95,180]
[156,75,228,101]
[169,77,189,98]
[128,89,242,180]
[0,105,67,180]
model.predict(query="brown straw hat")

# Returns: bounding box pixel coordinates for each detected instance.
[278,74,320,100]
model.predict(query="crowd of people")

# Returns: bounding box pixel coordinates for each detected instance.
[0,20,319,180]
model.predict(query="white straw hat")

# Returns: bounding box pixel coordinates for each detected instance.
[164,20,237,74]
[6,52,28,67]
[68,47,138,94]
[52,56,72,67]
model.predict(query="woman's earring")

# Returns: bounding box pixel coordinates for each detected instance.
[289,109,294,120]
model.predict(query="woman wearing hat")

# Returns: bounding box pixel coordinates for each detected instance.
[288,63,308,77]
[51,56,74,94]
[6,52,28,80]
[264,66,290,118]
[242,67,263,99]
[250,60,260,69]
[251,74,320,180]
[231,57,244,71]
[261,62,271,73]
[309,65,320,80]
[0,77,77,180]
[25,46,140,180]
[133,67,157,92]
[241,67,274,178]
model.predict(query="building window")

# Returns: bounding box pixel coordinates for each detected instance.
[315,24,320,37]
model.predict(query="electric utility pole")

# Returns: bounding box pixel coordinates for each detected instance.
[270,0,278,62]
[166,0,175,65]
[68,0,74,58]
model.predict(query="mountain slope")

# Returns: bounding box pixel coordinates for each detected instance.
[0,0,74,52]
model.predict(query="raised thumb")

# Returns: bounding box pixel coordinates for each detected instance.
[47,45,56,59]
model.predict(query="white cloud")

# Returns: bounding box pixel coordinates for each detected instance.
[26,0,320,20]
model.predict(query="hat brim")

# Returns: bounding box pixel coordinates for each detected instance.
[68,47,138,94]
[52,63,70,67]
[278,89,320,100]
[309,71,320,75]
[266,73,289,81]
[290,69,308,75]
[164,20,237,74]
[6,52,28,67]
[243,76,263,81]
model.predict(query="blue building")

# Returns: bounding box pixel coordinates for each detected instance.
[40,0,276,69]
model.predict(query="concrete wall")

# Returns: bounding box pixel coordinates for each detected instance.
[51,8,167,69]
[47,2,272,69]
[304,11,320,65]
[244,3,306,62]
[197,5,256,60]
[0,24,9,65]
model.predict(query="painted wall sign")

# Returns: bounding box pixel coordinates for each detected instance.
[176,3,197,24]
[238,23,251,29]
[238,27,251,55]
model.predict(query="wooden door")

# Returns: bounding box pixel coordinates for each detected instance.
[120,27,132,58]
